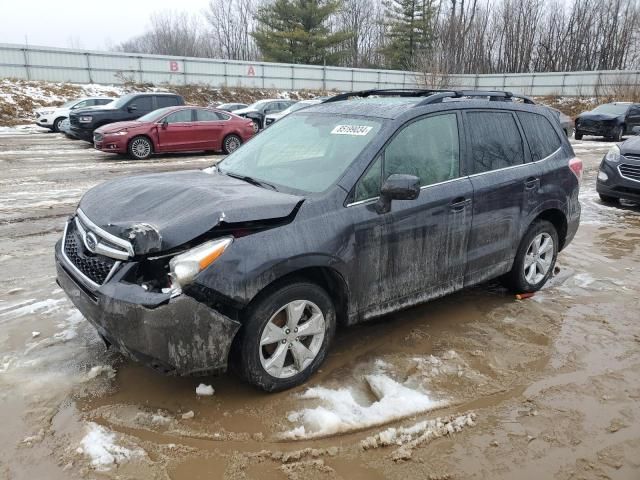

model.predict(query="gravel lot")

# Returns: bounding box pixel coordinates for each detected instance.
[1,127,639,480]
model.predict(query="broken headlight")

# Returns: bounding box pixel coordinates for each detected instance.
[169,237,233,290]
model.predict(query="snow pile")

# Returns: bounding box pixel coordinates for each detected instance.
[195,383,215,396]
[283,374,447,439]
[79,422,145,471]
[361,412,477,461]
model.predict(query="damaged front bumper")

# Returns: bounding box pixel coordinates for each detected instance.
[55,240,241,376]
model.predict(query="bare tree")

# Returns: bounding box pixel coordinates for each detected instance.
[204,0,260,61]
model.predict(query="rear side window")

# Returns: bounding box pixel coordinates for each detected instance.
[196,110,223,121]
[517,112,562,161]
[157,96,179,108]
[130,96,153,111]
[466,111,524,173]
[384,113,460,187]
[96,99,112,106]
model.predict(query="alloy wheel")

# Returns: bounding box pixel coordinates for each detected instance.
[259,300,326,379]
[523,232,554,284]
[131,138,151,158]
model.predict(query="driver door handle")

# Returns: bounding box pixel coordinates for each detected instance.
[450,197,471,211]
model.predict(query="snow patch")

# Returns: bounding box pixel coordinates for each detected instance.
[195,383,215,396]
[79,422,144,471]
[283,374,447,439]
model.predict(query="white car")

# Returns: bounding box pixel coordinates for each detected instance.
[34,97,114,132]
[264,99,323,127]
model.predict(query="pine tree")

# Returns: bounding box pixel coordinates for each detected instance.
[382,0,435,70]
[253,0,353,65]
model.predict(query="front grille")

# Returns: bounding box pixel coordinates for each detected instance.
[624,154,640,161]
[93,132,104,142]
[63,219,116,286]
[619,163,640,182]
[70,116,80,126]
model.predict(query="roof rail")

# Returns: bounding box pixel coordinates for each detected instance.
[415,90,536,106]
[323,88,450,103]
[323,88,536,106]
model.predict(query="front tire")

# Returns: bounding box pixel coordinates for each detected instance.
[53,117,66,133]
[127,136,153,160]
[611,126,623,142]
[503,220,558,294]
[574,131,583,140]
[251,119,261,133]
[599,193,618,204]
[222,134,242,154]
[236,281,336,392]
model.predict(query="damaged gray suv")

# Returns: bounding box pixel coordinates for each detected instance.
[55,89,582,391]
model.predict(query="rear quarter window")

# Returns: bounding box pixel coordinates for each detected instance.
[157,96,179,108]
[517,111,562,161]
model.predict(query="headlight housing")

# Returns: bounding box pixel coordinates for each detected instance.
[169,237,233,290]
[604,145,620,163]
[39,110,54,115]
[79,116,93,123]
[110,130,128,136]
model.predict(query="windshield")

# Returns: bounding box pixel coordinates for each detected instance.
[246,100,271,110]
[217,113,382,193]
[136,107,175,122]
[110,93,136,109]
[593,104,629,115]
[61,99,77,108]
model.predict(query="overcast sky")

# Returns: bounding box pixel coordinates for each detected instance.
[1,0,211,50]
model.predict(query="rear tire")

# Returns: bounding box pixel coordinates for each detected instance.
[222,134,242,154]
[574,131,583,140]
[599,193,618,204]
[236,281,336,392]
[612,125,623,142]
[503,220,559,294]
[127,136,153,160]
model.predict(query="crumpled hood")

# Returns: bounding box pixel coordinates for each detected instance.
[96,121,144,133]
[577,112,621,122]
[78,170,304,255]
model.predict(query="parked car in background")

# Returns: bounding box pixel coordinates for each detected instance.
[55,89,581,391]
[233,99,297,132]
[216,103,249,112]
[596,126,640,204]
[545,106,573,137]
[59,118,74,138]
[575,102,640,141]
[34,97,114,132]
[69,92,184,142]
[264,99,323,127]
[93,106,254,159]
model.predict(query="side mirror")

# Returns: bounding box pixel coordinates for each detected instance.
[161,119,168,129]
[632,126,640,135]
[127,105,137,113]
[375,174,420,214]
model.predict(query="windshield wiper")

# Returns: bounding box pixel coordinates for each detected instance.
[223,171,278,191]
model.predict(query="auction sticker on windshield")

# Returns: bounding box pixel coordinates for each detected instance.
[331,125,373,136]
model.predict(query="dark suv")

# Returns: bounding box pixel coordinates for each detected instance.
[596,128,640,204]
[575,102,640,141]
[55,89,581,391]
[233,99,297,132]
[69,92,185,142]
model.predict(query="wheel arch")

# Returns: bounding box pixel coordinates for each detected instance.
[127,133,154,150]
[243,265,350,327]
[531,208,568,251]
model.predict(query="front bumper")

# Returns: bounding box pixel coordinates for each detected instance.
[55,241,241,375]
[94,135,127,154]
[596,159,640,202]
[69,126,94,142]
[575,122,618,136]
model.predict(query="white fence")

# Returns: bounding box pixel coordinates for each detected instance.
[1,43,639,96]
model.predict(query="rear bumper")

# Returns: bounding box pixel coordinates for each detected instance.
[55,240,241,375]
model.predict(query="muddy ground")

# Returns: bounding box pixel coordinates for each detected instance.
[0,128,639,480]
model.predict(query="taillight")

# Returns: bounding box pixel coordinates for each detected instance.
[569,157,583,182]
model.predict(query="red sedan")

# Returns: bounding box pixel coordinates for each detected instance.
[93,106,255,159]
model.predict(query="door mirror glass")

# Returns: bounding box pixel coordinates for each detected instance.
[375,174,420,214]
[161,118,168,129]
